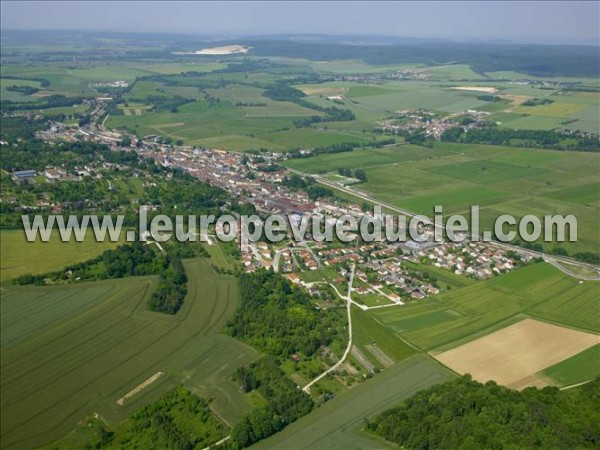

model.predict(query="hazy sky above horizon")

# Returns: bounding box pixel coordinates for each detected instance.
[1,1,599,45]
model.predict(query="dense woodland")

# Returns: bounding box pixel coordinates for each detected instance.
[86,386,227,450]
[0,116,48,141]
[0,139,135,173]
[230,357,314,448]
[226,270,344,359]
[367,376,600,449]
[147,256,188,314]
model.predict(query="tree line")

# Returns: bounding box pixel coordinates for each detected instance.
[287,138,395,159]
[441,126,599,152]
[14,242,189,315]
[6,85,40,95]
[1,94,88,112]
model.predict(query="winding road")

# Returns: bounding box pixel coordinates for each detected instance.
[303,264,356,393]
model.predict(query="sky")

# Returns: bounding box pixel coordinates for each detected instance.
[1,1,599,45]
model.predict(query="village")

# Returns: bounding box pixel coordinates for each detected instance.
[375,108,490,140]
[6,104,530,309]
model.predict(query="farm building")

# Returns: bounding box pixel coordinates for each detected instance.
[12,169,36,183]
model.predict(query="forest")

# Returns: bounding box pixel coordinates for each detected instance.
[85,386,227,449]
[147,256,188,314]
[230,357,314,448]
[367,375,600,449]
[226,270,344,359]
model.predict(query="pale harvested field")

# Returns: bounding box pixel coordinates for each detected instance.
[453,86,498,93]
[433,319,599,390]
[298,86,346,96]
[197,45,250,55]
[502,94,532,106]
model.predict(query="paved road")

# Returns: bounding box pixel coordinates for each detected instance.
[544,257,600,281]
[288,168,600,281]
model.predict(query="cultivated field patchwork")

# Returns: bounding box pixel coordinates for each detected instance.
[433,319,600,389]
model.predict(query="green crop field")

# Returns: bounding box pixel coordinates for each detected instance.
[490,89,600,132]
[305,60,420,75]
[0,230,123,283]
[427,64,488,80]
[539,344,600,386]
[346,85,398,98]
[251,355,455,450]
[497,114,566,130]
[0,258,259,449]
[351,308,416,365]
[33,104,91,116]
[93,58,597,150]
[109,82,390,151]
[484,71,600,86]
[285,143,454,173]
[543,182,600,206]
[342,82,489,114]
[371,263,600,352]
[110,70,403,151]
[206,84,319,117]
[0,78,44,102]
[1,65,97,96]
[287,142,600,255]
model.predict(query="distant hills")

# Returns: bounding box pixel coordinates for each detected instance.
[3,30,598,77]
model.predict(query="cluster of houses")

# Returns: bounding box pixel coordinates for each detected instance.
[92,80,129,88]
[376,109,489,140]
[12,161,118,187]
[357,258,439,301]
[423,241,529,278]
[144,147,319,218]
